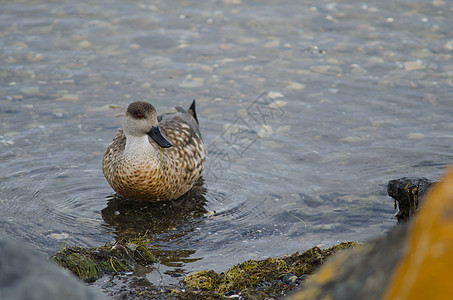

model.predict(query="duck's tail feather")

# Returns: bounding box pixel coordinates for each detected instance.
[188,99,199,125]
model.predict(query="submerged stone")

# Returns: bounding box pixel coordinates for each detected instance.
[19,86,40,96]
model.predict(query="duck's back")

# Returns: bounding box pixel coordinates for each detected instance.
[158,106,206,197]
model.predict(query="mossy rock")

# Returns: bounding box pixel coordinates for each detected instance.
[183,242,357,299]
[50,237,156,282]
[184,270,222,291]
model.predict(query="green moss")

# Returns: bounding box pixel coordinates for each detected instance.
[183,242,358,299]
[217,258,288,293]
[183,270,222,291]
[50,236,157,282]
[52,247,104,282]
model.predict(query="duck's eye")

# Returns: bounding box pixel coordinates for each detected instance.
[137,113,143,119]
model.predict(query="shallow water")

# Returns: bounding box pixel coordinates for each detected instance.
[1,0,452,291]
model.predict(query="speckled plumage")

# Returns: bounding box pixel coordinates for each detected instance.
[102,100,206,201]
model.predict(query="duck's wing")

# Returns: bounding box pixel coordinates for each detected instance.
[158,101,200,134]
[111,128,126,149]
[103,128,126,175]
[158,104,203,149]
[104,128,125,151]
[174,100,198,125]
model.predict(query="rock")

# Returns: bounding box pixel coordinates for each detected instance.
[387,177,434,223]
[269,100,288,109]
[0,239,106,300]
[403,60,425,71]
[57,94,80,101]
[263,40,280,48]
[267,91,285,99]
[290,165,453,300]
[310,65,331,74]
[257,125,273,138]
[78,40,92,48]
[444,40,453,51]
[183,242,357,298]
[179,75,204,88]
[382,166,453,299]
[407,132,425,140]
[289,220,409,300]
[19,86,40,96]
[286,82,306,91]
[282,273,298,285]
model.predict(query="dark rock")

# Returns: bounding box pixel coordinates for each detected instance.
[283,273,298,285]
[225,290,240,296]
[0,239,106,300]
[387,177,434,222]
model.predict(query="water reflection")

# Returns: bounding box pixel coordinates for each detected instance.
[102,178,207,238]
[101,178,207,276]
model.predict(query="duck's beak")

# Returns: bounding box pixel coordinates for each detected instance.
[147,126,173,148]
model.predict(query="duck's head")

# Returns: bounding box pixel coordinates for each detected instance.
[123,101,173,148]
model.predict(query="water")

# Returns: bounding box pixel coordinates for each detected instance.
[1,0,452,292]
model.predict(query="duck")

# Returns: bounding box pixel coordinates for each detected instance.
[102,100,206,201]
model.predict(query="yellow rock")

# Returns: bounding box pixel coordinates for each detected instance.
[382,166,453,300]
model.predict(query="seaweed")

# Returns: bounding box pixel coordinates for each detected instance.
[50,236,156,282]
[50,239,358,299]
[182,242,358,299]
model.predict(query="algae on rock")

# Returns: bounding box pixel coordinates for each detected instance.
[50,237,157,282]
[183,242,358,298]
